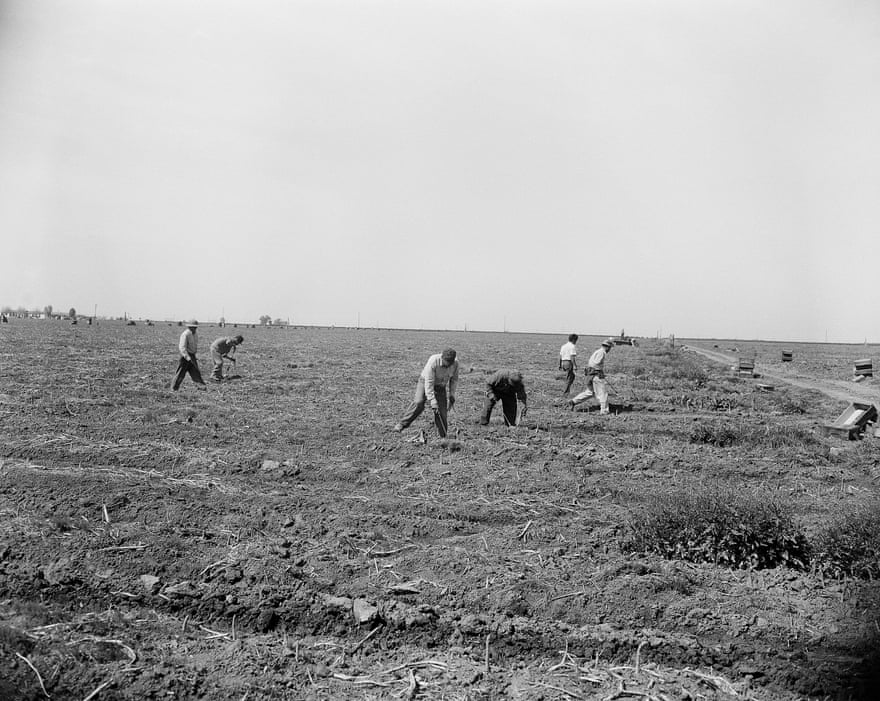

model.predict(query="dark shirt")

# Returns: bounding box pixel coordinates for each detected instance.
[486,370,527,401]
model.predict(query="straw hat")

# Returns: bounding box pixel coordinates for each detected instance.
[185,319,199,328]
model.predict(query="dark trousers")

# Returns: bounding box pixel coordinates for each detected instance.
[561,360,575,394]
[398,380,449,437]
[172,355,205,390]
[480,392,518,426]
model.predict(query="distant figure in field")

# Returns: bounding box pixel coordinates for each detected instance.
[559,333,578,395]
[394,349,459,438]
[480,370,528,427]
[569,338,614,414]
[172,320,207,390]
[210,334,244,381]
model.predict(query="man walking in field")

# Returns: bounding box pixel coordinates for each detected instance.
[172,320,207,390]
[569,338,613,414]
[559,333,578,395]
[394,348,459,438]
[480,370,528,427]
[210,334,244,381]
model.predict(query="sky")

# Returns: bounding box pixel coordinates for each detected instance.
[1,0,879,342]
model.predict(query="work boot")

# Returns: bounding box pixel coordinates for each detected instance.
[599,407,610,415]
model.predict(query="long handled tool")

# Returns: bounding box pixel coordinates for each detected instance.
[605,379,637,400]
[433,408,448,437]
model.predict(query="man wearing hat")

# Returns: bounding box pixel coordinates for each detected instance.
[480,369,528,427]
[569,338,614,414]
[393,348,459,437]
[172,320,207,390]
[210,334,244,381]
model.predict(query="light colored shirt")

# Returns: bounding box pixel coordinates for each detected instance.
[420,353,460,403]
[560,341,577,361]
[587,346,608,375]
[179,328,198,359]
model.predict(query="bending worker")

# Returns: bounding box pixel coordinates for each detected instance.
[210,334,244,381]
[394,348,459,437]
[569,338,613,414]
[480,370,528,426]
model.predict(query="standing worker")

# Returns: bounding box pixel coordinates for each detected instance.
[559,333,578,395]
[172,320,207,390]
[393,349,459,437]
[569,338,614,414]
[480,370,528,427]
[210,334,244,381]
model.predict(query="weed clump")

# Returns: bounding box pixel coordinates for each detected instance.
[689,423,739,447]
[624,483,810,570]
[812,503,880,580]
[689,420,821,450]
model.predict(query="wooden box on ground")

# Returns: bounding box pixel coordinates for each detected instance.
[822,402,878,440]
[853,359,873,378]
[737,358,756,377]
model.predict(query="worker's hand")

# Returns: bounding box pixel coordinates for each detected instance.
[430,399,439,411]
[448,396,455,410]
[521,405,528,418]
[486,391,498,402]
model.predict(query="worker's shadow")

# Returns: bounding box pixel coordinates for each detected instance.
[571,403,634,414]
[223,374,243,381]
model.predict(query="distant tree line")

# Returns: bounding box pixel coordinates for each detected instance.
[259,315,288,326]
[0,304,79,319]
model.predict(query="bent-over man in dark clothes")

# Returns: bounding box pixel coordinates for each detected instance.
[480,370,528,426]
[210,334,243,381]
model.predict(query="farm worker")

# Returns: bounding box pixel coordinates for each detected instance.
[210,334,244,381]
[172,320,207,390]
[393,348,459,438]
[480,370,528,427]
[568,338,614,414]
[559,333,578,395]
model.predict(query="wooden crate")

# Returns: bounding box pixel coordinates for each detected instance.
[737,358,755,376]
[822,402,877,440]
[854,359,873,377]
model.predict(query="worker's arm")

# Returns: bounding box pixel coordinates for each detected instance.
[447,362,460,401]
[179,332,191,361]
[423,358,437,406]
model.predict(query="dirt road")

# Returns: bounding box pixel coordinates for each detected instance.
[683,343,880,406]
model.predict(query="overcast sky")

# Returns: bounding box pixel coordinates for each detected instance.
[1,0,878,341]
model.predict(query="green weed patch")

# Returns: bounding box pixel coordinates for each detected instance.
[624,482,810,570]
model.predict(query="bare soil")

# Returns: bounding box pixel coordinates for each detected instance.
[1,321,878,700]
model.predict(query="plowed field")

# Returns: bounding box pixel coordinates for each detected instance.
[1,321,878,700]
